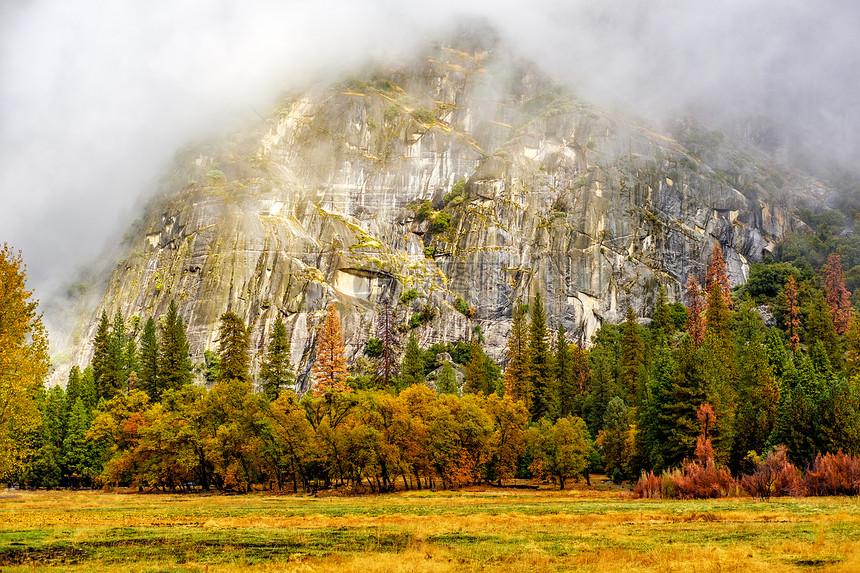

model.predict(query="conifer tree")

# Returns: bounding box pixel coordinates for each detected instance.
[569,342,590,419]
[651,286,675,338]
[260,315,295,401]
[705,241,732,308]
[138,317,160,400]
[504,301,532,408]
[376,299,400,387]
[601,396,631,480]
[685,276,706,346]
[66,366,82,409]
[312,302,349,396]
[619,306,645,405]
[845,312,860,380]
[399,331,425,387]
[437,361,459,395]
[216,311,250,384]
[528,293,556,419]
[785,275,801,352]
[158,300,193,392]
[823,252,852,334]
[92,310,111,399]
[103,310,127,396]
[465,338,491,395]
[555,324,575,417]
[806,293,842,369]
[663,336,708,468]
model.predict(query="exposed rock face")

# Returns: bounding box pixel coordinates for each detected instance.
[71,39,807,394]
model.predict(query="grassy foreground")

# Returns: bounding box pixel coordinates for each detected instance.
[2,485,860,572]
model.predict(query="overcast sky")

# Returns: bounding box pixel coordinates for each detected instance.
[3,0,860,307]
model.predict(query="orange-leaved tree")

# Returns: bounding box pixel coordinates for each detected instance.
[313,302,350,397]
[705,241,732,309]
[823,252,852,334]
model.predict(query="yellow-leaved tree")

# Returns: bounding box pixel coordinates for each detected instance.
[0,244,50,479]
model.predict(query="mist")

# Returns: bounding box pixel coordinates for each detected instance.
[2,0,860,321]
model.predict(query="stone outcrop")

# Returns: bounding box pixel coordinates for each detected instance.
[68,38,808,393]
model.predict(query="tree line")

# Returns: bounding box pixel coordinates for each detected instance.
[7,239,860,496]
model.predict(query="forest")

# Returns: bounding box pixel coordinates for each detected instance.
[4,221,860,499]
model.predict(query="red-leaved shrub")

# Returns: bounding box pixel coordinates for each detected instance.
[632,471,663,499]
[671,459,737,499]
[740,446,803,500]
[804,451,860,496]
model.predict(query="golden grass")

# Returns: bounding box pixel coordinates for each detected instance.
[2,487,860,572]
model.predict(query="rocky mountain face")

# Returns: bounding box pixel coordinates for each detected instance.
[68,36,810,393]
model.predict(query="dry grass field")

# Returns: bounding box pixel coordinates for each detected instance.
[2,484,860,572]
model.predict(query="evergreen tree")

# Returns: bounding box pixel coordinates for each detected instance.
[504,301,532,408]
[662,336,708,468]
[79,367,97,411]
[216,311,251,384]
[685,276,706,346]
[805,292,842,369]
[823,252,852,334]
[528,293,556,419]
[437,362,459,396]
[138,317,160,400]
[63,397,95,487]
[260,315,295,401]
[846,312,860,381]
[92,310,111,400]
[66,366,83,408]
[464,339,491,395]
[619,306,645,405]
[638,337,676,471]
[312,302,349,396]
[158,300,193,392]
[399,331,425,388]
[569,342,590,419]
[555,324,575,417]
[651,286,676,338]
[376,299,400,387]
[785,275,801,352]
[101,310,128,397]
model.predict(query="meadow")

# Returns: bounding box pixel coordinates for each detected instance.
[2,484,860,572]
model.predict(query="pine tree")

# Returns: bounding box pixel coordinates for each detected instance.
[555,324,575,417]
[569,343,590,419]
[806,293,842,369]
[376,299,400,387]
[437,361,459,396]
[399,330,425,388]
[785,275,801,352]
[312,302,349,396]
[216,311,250,384]
[103,310,127,396]
[705,241,732,308]
[66,366,82,408]
[63,397,95,487]
[158,300,193,392]
[651,286,676,338]
[528,293,556,419]
[601,396,631,479]
[823,252,852,334]
[504,301,532,408]
[91,310,111,400]
[138,317,160,400]
[619,305,645,405]
[260,315,295,401]
[845,312,860,381]
[464,338,491,395]
[685,276,706,346]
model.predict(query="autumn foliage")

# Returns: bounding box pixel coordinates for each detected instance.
[685,276,706,345]
[313,302,350,397]
[823,253,852,334]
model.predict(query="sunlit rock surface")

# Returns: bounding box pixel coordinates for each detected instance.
[70,39,808,393]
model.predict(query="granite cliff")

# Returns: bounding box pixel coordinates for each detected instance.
[68,36,811,393]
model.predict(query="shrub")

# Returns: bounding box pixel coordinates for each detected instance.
[454,296,473,317]
[428,212,452,234]
[740,446,803,500]
[804,451,860,496]
[410,108,436,124]
[632,471,662,499]
[412,201,434,222]
[423,246,436,258]
[671,460,737,499]
[400,289,419,305]
[364,337,383,358]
